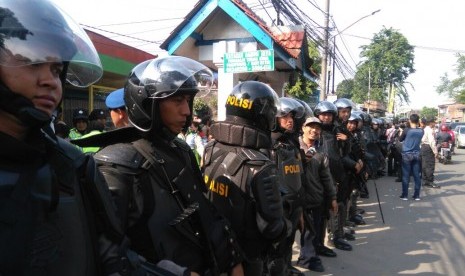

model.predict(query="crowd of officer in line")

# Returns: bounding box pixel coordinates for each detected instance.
[0,0,445,275]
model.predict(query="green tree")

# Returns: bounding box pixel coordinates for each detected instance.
[193,97,212,120]
[420,106,438,120]
[336,79,355,99]
[285,41,320,100]
[436,53,465,103]
[351,27,415,106]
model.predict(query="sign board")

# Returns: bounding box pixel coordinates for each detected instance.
[223,50,274,73]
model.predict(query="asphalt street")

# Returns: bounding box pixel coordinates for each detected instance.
[292,147,465,276]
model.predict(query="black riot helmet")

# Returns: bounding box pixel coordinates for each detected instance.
[295,99,314,118]
[360,113,372,126]
[334,98,356,122]
[225,81,280,131]
[333,98,356,110]
[294,99,314,130]
[351,110,364,121]
[0,0,103,128]
[277,97,304,118]
[348,112,362,122]
[125,56,213,132]
[275,97,304,133]
[314,101,337,117]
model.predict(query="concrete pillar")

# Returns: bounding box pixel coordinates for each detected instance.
[213,41,239,121]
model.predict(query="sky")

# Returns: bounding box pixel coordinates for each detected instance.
[52,0,465,110]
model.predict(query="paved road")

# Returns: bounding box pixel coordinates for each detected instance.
[292,147,465,276]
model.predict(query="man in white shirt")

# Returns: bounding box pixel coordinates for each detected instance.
[421,117,440,188]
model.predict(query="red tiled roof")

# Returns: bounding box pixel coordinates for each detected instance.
[231,0,305,59]
[270,25,305,58]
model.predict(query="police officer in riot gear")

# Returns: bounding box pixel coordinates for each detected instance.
[346,113,367,226]
[351,110,370,199]
[94,56,243,276]
[333,98,365,226]
[202,81,288,275]
[314,101,352,251]
[359,113,379,179]
[266,97,305,276]
[0,0,141,274]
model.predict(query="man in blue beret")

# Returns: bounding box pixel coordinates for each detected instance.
[105,88,129,128]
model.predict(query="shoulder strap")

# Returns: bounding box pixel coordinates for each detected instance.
[128,140,157,224]
[132,139,187,212]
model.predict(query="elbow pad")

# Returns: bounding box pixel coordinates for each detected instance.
[252,165,286,240]
[252,165,284,221]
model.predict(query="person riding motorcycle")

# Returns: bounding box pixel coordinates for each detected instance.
[436,124,453,162]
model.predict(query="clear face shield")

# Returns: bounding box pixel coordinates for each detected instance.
[259,89,280,131]
[0,0,103,87]
[132,56,213,100]
[130,56,213,132]
[277,97,304,119]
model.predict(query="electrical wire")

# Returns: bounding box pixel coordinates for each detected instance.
[81,24,159,44]
[96,17,185,27]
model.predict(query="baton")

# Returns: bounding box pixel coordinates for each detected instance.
[371,178,385,224]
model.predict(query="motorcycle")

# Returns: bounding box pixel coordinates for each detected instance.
[438,141,452,164]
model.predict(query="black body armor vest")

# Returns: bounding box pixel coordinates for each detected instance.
[271,133,303,205]
[0,136,107,276]
[203,122,284,259]
[95,133,242,275]
[318,125,346,184]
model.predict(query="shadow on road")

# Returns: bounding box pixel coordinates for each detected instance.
[292,150,465,276]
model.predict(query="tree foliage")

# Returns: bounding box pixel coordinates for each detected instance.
[193,98,212,120]
[420,106,438,120]
[285,41,320,100]
[336,79,354,99]
[344,27,415,106]
[436,53,465,104]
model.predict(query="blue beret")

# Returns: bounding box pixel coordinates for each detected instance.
[105,88,125,109]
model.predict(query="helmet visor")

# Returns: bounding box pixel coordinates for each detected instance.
[0,0,103,87]
[277,97,304,119]
[132,56,213,99]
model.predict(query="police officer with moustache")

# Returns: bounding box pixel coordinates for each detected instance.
[314,101,352,251]
[94,57,244,276]
[266,97,305,276]
[202,81,289,275]
[0,1,149,274]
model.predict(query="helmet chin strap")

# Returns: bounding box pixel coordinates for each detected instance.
[0,81,51,129]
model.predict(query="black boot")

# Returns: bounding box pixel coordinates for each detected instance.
[329,237,353,251]
[349,214,366,225]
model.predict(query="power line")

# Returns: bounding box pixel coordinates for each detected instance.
[81,24,159,44]
[96,17,185,27]
[341,33,465,53]
[107,25,178,39]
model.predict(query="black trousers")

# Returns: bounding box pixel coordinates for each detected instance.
[421,144,435,183]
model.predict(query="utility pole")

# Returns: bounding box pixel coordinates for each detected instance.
[367,67,371,114]
[331,36,336,94]
[321,8,381,102]
[319,0,330,101]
